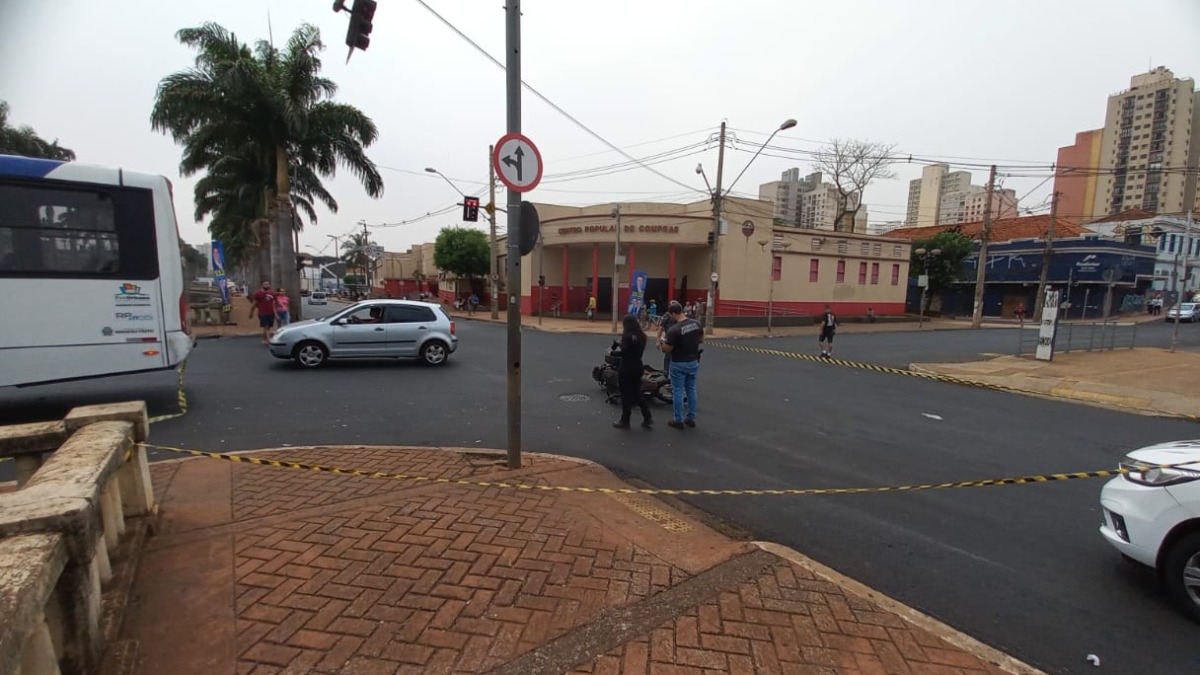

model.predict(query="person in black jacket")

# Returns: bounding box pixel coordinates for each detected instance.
[612,314,653,429]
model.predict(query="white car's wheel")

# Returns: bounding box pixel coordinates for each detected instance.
[421,340,449,366]
[1163,532,1200,622]
[294,341,328,368]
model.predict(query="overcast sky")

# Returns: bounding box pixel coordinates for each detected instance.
[3,0,1199,256]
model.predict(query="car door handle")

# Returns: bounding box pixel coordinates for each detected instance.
[418,325,428,330]
[374,327,384,331]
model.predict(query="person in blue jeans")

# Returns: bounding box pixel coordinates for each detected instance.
[660,301,702,429]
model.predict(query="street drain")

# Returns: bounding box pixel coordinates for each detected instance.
[558,393,591,402]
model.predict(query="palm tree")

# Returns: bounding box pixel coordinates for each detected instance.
[150,22,383,318]
[0,101,76,160]
[340,231,375,293]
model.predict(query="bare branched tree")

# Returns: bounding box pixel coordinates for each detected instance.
[812,139,898,233]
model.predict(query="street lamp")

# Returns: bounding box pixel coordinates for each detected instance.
[424,167,467,198]
[915,247,941,329]
[757,238,792,334]
[699,118,797,335]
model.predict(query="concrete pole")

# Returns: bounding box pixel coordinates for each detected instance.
[971,165,997,327]
[704,122,727,335]
[1033,191,1059,319]
[1171,210,1193,353]
[504,2,522,469]
[488,144,499,320]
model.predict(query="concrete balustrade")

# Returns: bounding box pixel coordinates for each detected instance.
[0,401,155,675]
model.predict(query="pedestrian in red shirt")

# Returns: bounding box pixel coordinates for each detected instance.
[249,281,277,344]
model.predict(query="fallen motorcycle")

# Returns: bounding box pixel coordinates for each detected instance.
[591,340,673,404]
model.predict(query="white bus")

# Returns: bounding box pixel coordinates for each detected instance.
[0,154,192,387]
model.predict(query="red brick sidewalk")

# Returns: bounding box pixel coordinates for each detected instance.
[109,447,1042,675]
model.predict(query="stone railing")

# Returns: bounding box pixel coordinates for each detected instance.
[0,402,155,675]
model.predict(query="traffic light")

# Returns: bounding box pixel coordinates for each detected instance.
[340,0,377,54]
[462,197,480,222]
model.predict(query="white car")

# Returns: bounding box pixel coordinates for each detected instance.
[308,291,328,305]
[1099,440,1200,620]
[1166,303,1198,322]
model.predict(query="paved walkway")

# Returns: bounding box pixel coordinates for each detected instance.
[912,348,1200,419]
[112,447,1038,675]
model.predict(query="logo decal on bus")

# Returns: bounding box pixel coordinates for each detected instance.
[115,282,152,306]
[115,312,154,321]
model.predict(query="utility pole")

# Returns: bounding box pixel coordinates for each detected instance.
[487,145,500,320]
[704,121,727,335]
[611,204,622,333]
[1033,191,1060,320]
[970,165,997,328]
[1171,210,1194,353]
[361,219,371,296]
[503,2,523,470]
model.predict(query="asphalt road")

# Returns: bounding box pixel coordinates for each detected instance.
[3,319,1199,673]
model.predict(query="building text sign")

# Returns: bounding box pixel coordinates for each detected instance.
[556,224,681,236]
[1035,289,1061,362]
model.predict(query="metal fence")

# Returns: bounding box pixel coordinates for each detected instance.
[1016,320,1139,356]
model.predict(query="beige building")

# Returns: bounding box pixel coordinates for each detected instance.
[377,197,911,322]
[758,169,868,232]
[1093,66,1200,217]
[938,185,1019,225]
[906,164,972,226]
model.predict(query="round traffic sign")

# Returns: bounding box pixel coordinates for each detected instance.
[741,220,755,237]
[492,133,543,192]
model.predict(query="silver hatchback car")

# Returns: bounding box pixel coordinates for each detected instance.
[268,300,457,368]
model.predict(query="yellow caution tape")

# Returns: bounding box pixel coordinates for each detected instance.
[148,361,188,424]
[135,442,1193,496]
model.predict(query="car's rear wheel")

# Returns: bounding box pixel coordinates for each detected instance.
[1163,532,1200,622]
[294,341,328,368]
[421,340,449,366]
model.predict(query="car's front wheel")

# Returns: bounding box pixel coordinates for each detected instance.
[1163,531,1200,622]
[294,341,329,369]
[421,340,449,366]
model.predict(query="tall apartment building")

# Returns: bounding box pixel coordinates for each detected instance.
[758,169,821,226]
[1055,129,1105,222]
[1091,67,1199,217]
[758,169,867,232]
[905,163,1014,227]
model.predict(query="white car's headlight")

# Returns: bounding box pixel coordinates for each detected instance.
[1122,459,1200,486]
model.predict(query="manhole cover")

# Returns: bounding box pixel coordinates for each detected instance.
[558,393,591,402]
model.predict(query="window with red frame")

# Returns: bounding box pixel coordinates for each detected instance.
[836,260,845,283]
[858,262,867,284]
[809,258,819,282]
[772,255,782,282]
[891,263,900,285]
[871,262,880,284]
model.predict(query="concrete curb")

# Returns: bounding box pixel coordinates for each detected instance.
[141,444,603,468]
[752,541,1049,675]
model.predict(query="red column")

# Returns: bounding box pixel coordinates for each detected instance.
[628,244,636,285]
[668,244,676,302]
[561,245,569,313]
[592,243,599,296]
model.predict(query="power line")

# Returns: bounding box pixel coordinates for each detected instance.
[413,0,706,196]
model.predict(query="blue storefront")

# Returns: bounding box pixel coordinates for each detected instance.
[931,236,1157,319]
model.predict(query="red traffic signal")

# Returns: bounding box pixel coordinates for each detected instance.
[462,197,480,222]
[342,0,377,54]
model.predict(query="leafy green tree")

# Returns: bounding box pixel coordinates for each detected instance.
[0,101,76,160]
[910,230,973,311]
[434,227,489,279]
[151,22,383,318]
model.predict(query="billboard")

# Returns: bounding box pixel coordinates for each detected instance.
[627,270,648,316]
[211,240,232,312]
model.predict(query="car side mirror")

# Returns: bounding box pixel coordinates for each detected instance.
[333,318,347,326]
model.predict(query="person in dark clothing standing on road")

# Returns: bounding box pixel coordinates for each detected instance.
[656,301,679,372]
[612,314,653,429]
[818,304,837,358]
[662,301,702,429]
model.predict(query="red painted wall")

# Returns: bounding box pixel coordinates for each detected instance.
[715,299,904,317]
